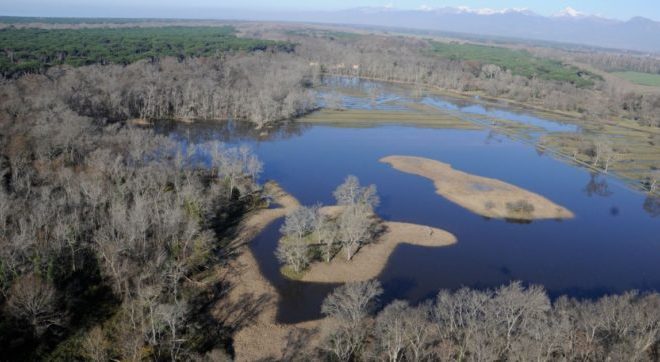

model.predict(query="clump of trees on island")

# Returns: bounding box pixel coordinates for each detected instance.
[277,176,380,275]
[313,280,660,361]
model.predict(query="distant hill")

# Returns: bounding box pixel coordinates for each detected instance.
[218,7,660,53]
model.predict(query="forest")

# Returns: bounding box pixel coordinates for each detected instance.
[429,42,599,87]
[310,280,660,361]
[0,18,659,360]
[0,26,294,76]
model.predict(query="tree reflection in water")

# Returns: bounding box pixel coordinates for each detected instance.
[583,172,612,197]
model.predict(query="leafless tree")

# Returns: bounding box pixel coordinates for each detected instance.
[322,279,383,329]
[491,281,551,355]
[6,274,62,336]
[375,300,409,361]
[333,175,379,209]
[321,280,384,361]
[403,302,434,361]
[276,238,311,274]
[280,205,318,241]
[83,327,110,362]
[593,137,619,173]
[314,214,338,263]
[338,204,373,261]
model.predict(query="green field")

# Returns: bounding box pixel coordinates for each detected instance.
[0,26,294,76]
[612,71,660,87]
[430,42,599,87]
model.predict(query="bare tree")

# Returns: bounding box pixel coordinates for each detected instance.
[321,280,384,361]
[593,137,619,173]
[646,170,659,194]
[375,300,409,362]
[321,326,364,362]
[333,175,379,209]
[338,204,373,261]
[276,238,311,274]
[314,214,338,263]
[6,274,62,336]
[157,301,188,361]
[83,327,110,362]
[322,279,383,329]
[280,206,318,241]
[492,282,551,355]
[403,302,434,361]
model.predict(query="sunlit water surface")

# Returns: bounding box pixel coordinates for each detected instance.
[158,84,660,323]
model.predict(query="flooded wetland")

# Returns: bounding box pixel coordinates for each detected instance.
[162,78,660,324]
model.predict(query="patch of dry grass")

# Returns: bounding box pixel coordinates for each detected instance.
[381,155,574,220]
[299,109,481,129]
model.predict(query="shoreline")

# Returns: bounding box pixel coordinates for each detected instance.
[215,182,458,359]
[300,221,456,283]
[212,181,322,361]
[381,155,574,221]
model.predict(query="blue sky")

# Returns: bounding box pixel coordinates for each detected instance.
[1,0,659,21]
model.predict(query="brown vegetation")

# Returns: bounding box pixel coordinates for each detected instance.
[289,30,660,128]
[381,155,574,220]
[311,280,660,361]
[0,48,300,359]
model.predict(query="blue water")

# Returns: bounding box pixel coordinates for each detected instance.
[421,97,579,133]
[159,80,658,323]
[322,76,578,132]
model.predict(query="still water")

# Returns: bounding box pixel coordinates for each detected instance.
[161,84,660,324]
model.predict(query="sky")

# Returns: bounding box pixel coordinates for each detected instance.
[1,0,659,21]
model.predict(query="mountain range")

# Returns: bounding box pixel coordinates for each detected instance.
[220,6,660,53]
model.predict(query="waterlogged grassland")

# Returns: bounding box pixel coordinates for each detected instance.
[300,109,481,129]
[612,71,660,87]
[0,26,293,76]
[317,79,658,194]
[430,42,599,87]
[540,118,660,193]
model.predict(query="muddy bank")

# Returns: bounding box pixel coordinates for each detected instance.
[381,155,574,220]
[212,182,322,361]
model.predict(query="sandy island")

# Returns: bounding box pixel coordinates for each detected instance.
[214,181,458,360]
[380,155,574,220]
[300,221,456,283]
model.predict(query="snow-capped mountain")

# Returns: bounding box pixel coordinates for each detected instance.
[214,6,660,53]
[554,7,587,18]
[300,7,660,53]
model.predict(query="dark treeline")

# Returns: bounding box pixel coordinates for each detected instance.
[294,33,660,127]
[308,280,660,361]
[0,26,295,77]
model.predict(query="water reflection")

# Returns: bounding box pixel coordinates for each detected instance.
[643,196,660,217]
[158,80,660,324]
[154,119,309,144]
[584,172,613,197]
